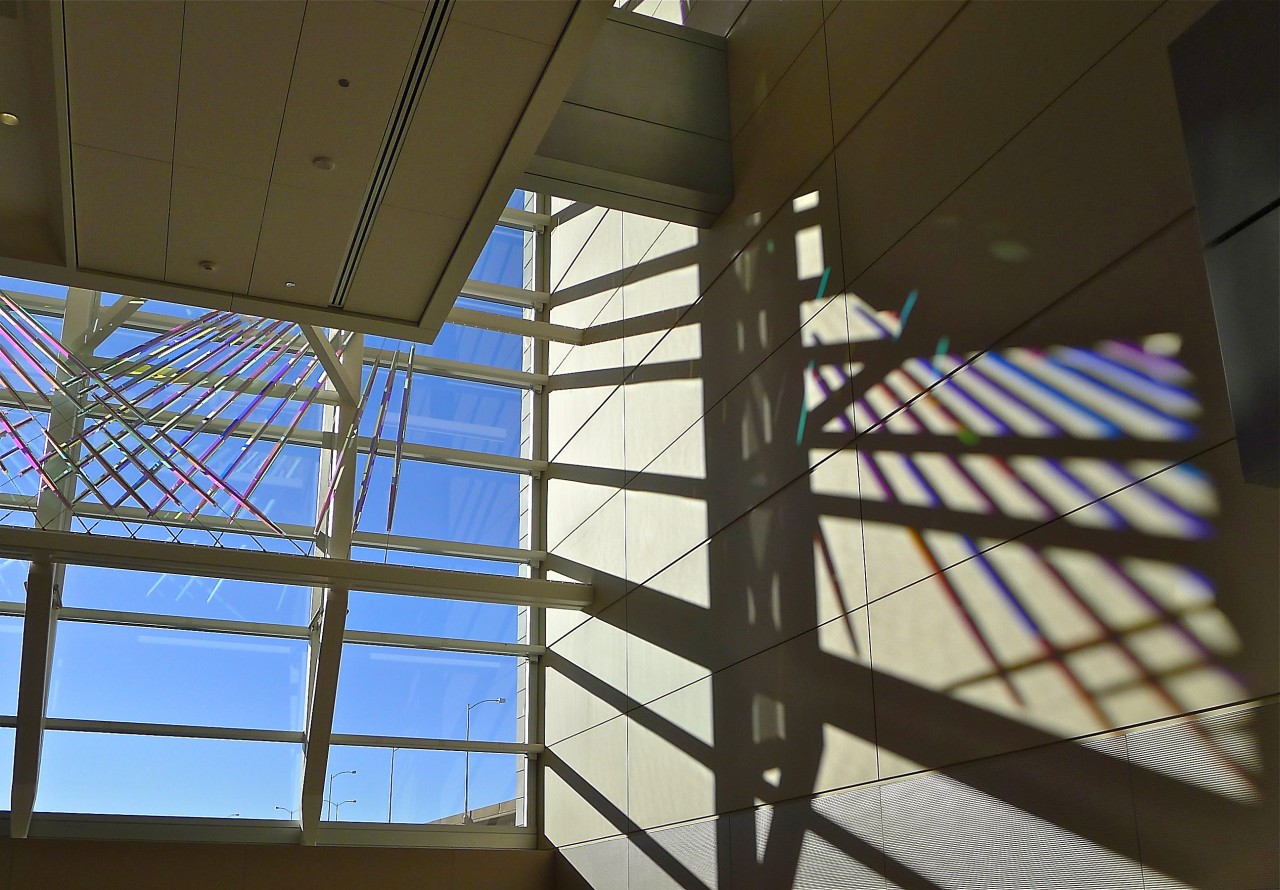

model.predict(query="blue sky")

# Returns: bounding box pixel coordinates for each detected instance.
[0,207,532,824]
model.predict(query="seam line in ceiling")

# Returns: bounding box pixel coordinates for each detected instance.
[329,0,455,311]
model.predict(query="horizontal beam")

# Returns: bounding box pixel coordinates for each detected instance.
[460,278,549,309]
[0,493,545,566]
[0,526,593,609]
[44,717,303,744]
[328,734,540,756]
[363,346,546,390]
[0,601,545,658]
[497,207,550,233]
[447,306,584,345]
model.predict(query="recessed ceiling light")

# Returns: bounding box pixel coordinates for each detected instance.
[312,156,335,171]
[198,260,217,272]
[285,281,296,288]
[0,113,19,127]
[338,78,351,88]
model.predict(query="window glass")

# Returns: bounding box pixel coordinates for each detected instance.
[62,565,311,626]
[48,622,307,731]
[323,746,523,825]
[35,733,301,818]
[0,616,22,715]
[470,226,525,288]
[346,592,519,643]
[333,645,520,742]
[352,457,520,547]
[0,559,28,603]
[357,368,523,456]
[349,546,524,578]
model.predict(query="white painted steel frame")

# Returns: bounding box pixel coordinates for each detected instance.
[0,201,562,847]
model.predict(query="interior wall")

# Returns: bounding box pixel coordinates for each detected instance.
[0,837,553,890]
[539,1,1279,889]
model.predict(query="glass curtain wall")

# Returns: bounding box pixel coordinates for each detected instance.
[0,191,548,837]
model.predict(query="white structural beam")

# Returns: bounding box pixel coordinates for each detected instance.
[460,278,549,309]
[10,559,56,838]
[497,207,550,234]
[446,306,583,345]
[301,327,359,406]
[0,526,592,609]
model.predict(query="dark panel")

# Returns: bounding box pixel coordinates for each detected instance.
[1202,208,1280,486]
[1169,0,1279,245]
[1129,702,1280,890]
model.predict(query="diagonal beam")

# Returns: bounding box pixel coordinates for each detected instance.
[301,326,359,407]
[301,332,361,844]
[10,559,56,838]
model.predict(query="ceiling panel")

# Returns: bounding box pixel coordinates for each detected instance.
[166,165,269,293]
[342,205,464,321]
[72,145,170,280]
[384,21,552,219]
[250,183,361,306]
[174,1,305,180]
[64,0,182,162]
[270,0,422,197]
[0,7,58,264]
[450,0,576,46]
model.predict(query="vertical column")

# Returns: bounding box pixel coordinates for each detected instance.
[300,331,362,844]
[10,288,96,837]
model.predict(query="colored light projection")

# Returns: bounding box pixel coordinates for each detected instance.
[798,288,1255,798]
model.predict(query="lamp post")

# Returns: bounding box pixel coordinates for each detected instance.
[463,697,505,825]
[332,799,357,820]
[387,747,401,823]
[274,806,297,820]
[326,770,356,821]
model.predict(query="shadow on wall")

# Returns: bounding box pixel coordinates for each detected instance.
[542,188,1279,890]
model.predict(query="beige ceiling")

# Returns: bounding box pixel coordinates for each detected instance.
[0,0,608,341]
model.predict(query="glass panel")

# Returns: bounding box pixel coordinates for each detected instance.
[0,559,28,602]
[470,226,526,288]
[0,728,13,805]
[506,189,527,210]
[0,615,22,715]
[48,622,307,730]
[333,645,520,742]
[35,732,301,818]
[350,545,524,578]
[454,296,525,319]
[346,592,519,642]
[353,457,520,547]
[0,274,69,300]
[357,368,523,456]
[0,410,49,505]
[62,565,311,625]
[324,746,524,825]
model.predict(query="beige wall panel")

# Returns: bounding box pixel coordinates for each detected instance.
[544,487,627,620]
[270,1,422,197]
[824,0,961,143]
[625,541,714,705]
[450,0,576,46]
[868,442,1278,779]
[173,1,304,181]
[551,207,612,293]
[165,165,269,293]
[249,184,360,305]
[627,678,718,830]
[6,838,243,890]
[725,0,823,136]
[385,23,552,219]
[835,0,1161,282]
[550,290,623,379]
[699,28,832,302]
[342,205,464,320]
[65,0,182,162]
[549,382,624,472]
[72,145,170,280]
[622,376,704,479]
[544,715,630,847]
[545,603,629,744]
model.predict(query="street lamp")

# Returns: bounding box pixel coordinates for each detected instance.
[332,799,357,820]
[274,806,297,820]
[326,770,356,821]
[464,697,506,825]
[387,747,401,823]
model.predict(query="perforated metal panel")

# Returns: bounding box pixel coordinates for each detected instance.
[628,817,725,890]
